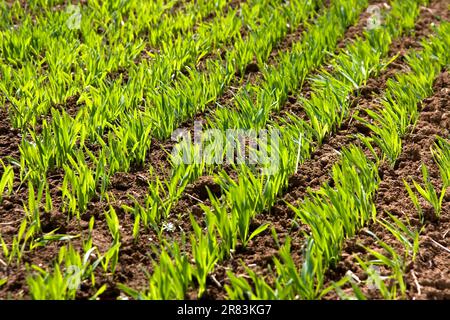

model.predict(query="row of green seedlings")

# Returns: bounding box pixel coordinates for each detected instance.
[223,20,450,300]
[0,160,14,204]
[9,0,324,217]
[120,0,434,299]
[0,0,231,129]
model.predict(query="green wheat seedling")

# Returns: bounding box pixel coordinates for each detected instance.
[30,231,80,252]
[60,149,109,217]
[26,244,103,300]
[379,213,421,262]
[226,265,278,300]
[354,256,399,299]
[404,179,425,223]
[404,164,445,221]
[123,191,164,238]
[275,238,329,300]
[201,189,238,259]
[0,217,36,266]
[0,160,14,203]
[431,136,450,188]
[3,0,241,180]
[22,182,45,234]
[355,109,403,167]
[81,216,96,256]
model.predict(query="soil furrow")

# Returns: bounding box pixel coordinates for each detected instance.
[0,107,20,162]
[0,105,23,240]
